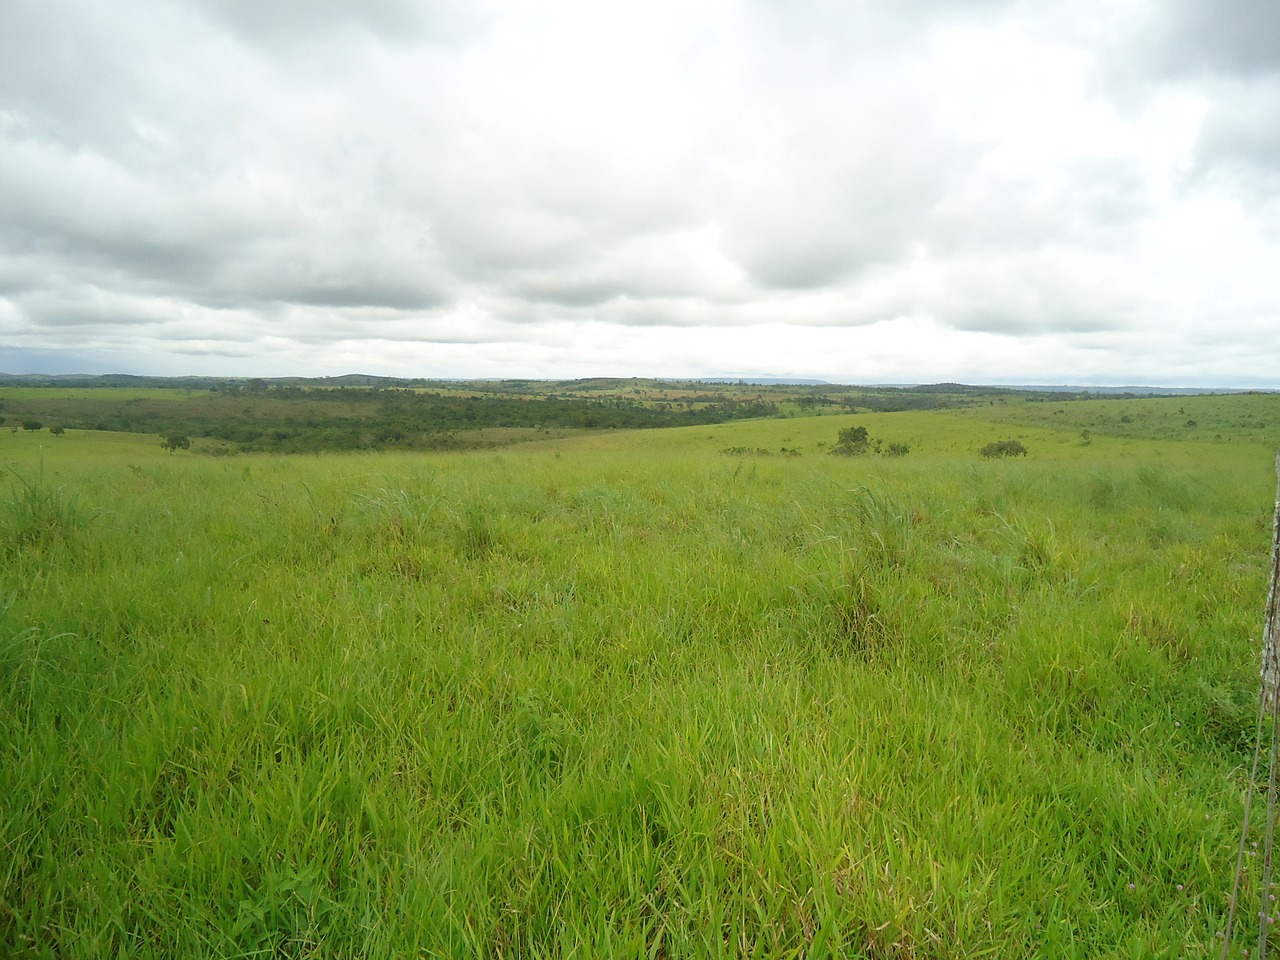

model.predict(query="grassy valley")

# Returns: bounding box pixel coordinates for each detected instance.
[2,388,1278,957]
[0,379,1054,455]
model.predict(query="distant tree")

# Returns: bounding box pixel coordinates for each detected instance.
[49,425,65,436]
[22,420,42,431]
[831,425,871,456]
[980,439,1028,458]
[886,443,910,457]
[161,433,191,453]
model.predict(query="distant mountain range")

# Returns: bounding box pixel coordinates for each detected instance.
[693,377,830,385]
[0,372,1267,395]
[986,384,1259,396]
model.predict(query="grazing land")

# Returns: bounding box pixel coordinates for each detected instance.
[2,386,1278,957]
[0,377,1062,454]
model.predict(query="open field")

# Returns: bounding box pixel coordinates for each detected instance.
[2,395,1279,957]
[954,392,1280,449]
[0,378,1063,455]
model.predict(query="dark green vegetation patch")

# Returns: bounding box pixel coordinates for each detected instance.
[0,378,1080,454]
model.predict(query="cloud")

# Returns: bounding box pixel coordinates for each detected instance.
[1190,80,1280,200]
[182,0,496,55]
[1156,0,1280,79]
[0,0,1277,384]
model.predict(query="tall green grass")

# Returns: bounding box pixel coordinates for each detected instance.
[0,423,1275,957]
[2,455,81,554]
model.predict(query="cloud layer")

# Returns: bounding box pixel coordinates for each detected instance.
[1,0,1277,383]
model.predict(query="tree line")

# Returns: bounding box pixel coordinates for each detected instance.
[1,388,780,453]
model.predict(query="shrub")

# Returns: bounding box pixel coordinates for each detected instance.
[832,426,870,456]
[980,439,1028,458]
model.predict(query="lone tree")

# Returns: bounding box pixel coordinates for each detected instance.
[22,420,42,431]
[980,439,1028,458]
[161,433,191,453]
[49,425,65,436]
[831,425,871,456]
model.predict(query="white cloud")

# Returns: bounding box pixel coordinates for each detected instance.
[0,0,1277,384]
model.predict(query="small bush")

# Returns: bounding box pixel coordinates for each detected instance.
[832,426,870,456]
[980,439,1028,458]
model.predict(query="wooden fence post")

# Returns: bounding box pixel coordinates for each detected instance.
[1263,453,1280,713]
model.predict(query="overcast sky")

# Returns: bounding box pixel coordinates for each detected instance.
[1,0,1277,385]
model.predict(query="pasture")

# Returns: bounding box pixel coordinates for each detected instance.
[2,392,1278,957]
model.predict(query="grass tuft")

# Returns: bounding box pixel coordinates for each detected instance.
[2,457,81,553]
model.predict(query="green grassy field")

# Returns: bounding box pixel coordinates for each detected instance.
[2,394,1279,957]
[954,392,1280,449]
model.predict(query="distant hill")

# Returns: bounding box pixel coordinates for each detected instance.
[0,372,1266,396]
[693,377,830,386]
[993,384,1263,396]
